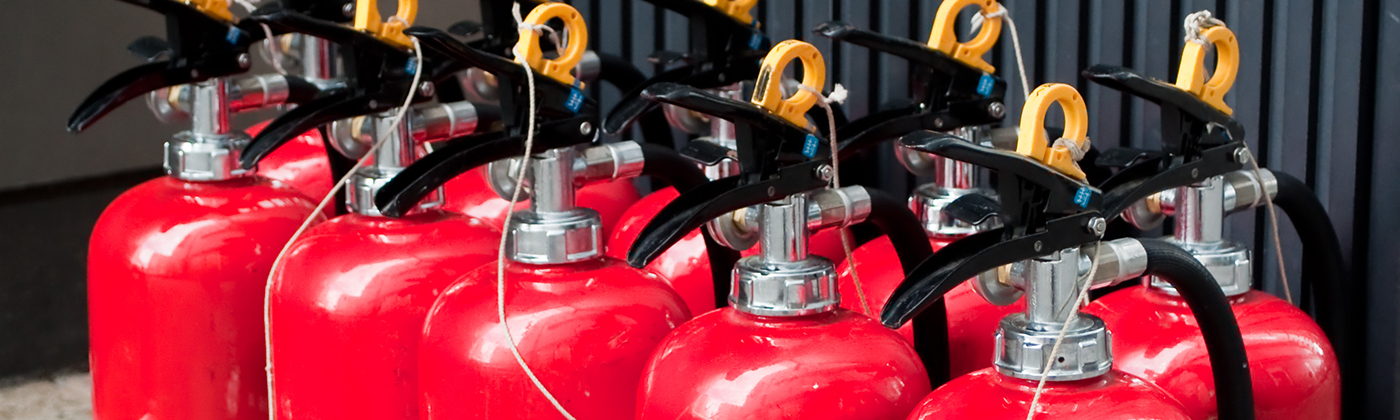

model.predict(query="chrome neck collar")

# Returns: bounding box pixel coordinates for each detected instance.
[505,147,604,265]
[994,247,1113,381]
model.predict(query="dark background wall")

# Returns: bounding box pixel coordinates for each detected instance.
[3,0,1397,417]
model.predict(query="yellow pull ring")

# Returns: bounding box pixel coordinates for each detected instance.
[183,0,234,23]
[353,0,418,50]
[750,40,826,128]
[1174,25,1239,115]
[927,0,1002,73]
[513,2,589,86]
[1016,83,1090,181]
[702,0,760,25]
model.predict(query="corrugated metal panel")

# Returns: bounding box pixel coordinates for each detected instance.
[566,0,1397,416]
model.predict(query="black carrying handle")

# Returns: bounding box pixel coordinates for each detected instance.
[69,0,261,132]
[373,116,595,217]
[625,160,829,268]
[1082,64,1244,142]
[598,53,677,148]
[608,83,818,176]
[1138,239,1255,420]
[814,20,971,76]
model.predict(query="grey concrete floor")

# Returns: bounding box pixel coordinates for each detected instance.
[0,373,91,420]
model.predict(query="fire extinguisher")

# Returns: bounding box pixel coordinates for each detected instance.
[1075,18,1344,419]
[812,0,1024,379]
[69,1,334,418]
[602,0,769,315]
[435,3,654,236]
[237,4,504,420]
[131,0,354,200]
[619,40,935,420]
[372,9,736,418]
[881,91,1255,418]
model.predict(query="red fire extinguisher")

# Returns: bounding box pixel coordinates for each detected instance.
[604,0,850,316]
[813,0,1024,379]
[602,0,768,315]
[883,107,1255,419]
[236,4,505,419]
[1078,19,1342,419]
[69,1,335,418]
[618,40,935,419]
[373,10,735,418]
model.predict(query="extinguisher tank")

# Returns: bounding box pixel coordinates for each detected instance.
[76,3,333,418]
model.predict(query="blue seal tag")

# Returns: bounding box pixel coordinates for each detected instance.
[802,133,820,158]
[1073,186,1093,208]
[405,57,419,75]
[225,27,244,45]
[749,33,763,50]
[976,73,996,97]
[565,80,585,114]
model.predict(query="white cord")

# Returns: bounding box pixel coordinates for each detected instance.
[1024,244,1099,420]
[1243,146,1292,304]
[492,4,577,419]
[1183,10,1225,46]
[1180,11,1292,304]
[972,4,1031,100]
[800,83,873,316]
[261,36,425,420]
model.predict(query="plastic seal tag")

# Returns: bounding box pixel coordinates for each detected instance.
[225,27,244,45]
[565,80,585,114]
[1073,186,1092,208]
[976,73,995,97]
[405,57,419,75]
[802,133,820,158]
[750,32,763,50]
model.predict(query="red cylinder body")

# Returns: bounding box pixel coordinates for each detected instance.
[268,210,497,420]
[1083,286,1341,419]
[418,258,690,419]
[907,369,1193,419]
[636,307,930,420]
[88,175,322,420]
[607,187,851,315]
[443,168,642,237]
[246,121,333,200]
[836,236,1024,378]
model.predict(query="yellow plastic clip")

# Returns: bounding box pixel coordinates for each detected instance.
[702,0,759,25]
[182,0,234,23]
[1016,83,1090,181]
[750,40,826,128]
[513,2,589,86]
[927,0,1002,73]
[353,0,418,50]
[1174,25,1239,115]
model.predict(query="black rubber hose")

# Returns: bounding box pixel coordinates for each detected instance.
[1139,238,1255,420]
[598,53,677,150]
[1270,171,1357,417]
[317,125,354,216]
[860,189,947,387]
[639,143,740,309]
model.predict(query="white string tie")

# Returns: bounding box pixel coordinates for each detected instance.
[1053,136,1091,162]
[1184,10,1225,46]
[491,5,578,419]
[799,83,874,316]
[972,4,1031,100]
[262,36,425,420]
